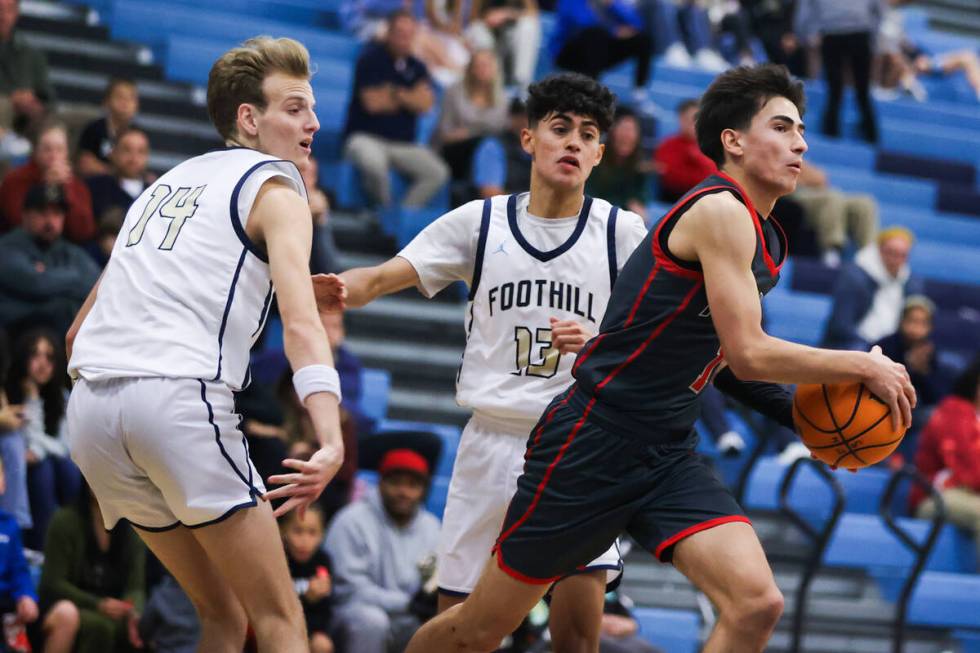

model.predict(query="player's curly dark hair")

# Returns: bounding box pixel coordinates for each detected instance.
[526,73,616,133]
[697,64,805,167]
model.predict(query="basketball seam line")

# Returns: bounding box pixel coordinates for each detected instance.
[821,384,867,467]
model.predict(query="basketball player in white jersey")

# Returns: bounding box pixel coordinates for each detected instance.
[64,38,342,653]
[315,73,648,651]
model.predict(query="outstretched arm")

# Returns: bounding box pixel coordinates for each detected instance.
[250,179,343,516]
[679,192,915,430]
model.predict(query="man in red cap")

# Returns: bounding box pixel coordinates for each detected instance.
[324,448,440,653]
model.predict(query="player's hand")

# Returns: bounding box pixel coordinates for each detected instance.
[863,345,916,433]
[549,317,592,355]
[15,596,38,624]
[265,444,344,518]
[312,273,347,313]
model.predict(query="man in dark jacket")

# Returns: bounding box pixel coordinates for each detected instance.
[0,184,100,335]
[823,226,923,351]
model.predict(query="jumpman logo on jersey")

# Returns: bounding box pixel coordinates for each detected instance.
[492,241,508,255]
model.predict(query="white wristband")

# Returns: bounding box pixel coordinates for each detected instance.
[292,364,342,404]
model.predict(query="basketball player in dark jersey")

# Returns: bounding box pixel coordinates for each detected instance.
[404,64,916,653]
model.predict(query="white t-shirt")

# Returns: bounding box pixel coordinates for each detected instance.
[399,192,648,431]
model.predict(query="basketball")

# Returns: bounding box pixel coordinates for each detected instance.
[792,382,907,470]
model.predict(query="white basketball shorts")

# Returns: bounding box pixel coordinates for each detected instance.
[67,376,265,531]
[436,414,623,595]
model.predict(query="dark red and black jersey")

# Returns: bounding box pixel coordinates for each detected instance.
[568,172,787,442]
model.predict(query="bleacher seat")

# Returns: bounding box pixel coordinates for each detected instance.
[763,290,832,346]
[426,474,452,519]
[633,607,701,653]
[911,241,980,285]
[876,150,976,187]
[360,368,392,425]
[908,572,980,629]
[823,513,977,574]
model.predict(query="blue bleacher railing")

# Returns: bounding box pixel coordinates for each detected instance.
[881,466,946,653]
[778,458,845,653]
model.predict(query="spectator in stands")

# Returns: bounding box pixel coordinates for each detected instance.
[416,0,471,87]
[302,156,341,275]
[86,207,124,268]
[795,0,881,143]
[138,574,199,653]
[0,506,39,648]
[343,10,450,209]
[599,589,663,653]
[552,0,654,109]
[790,161,878,267]
[0,331,31,531]
[465,0,541,92]
[435,49,508,188]
[586,107,651,221]
[0,184,101,336]
[874,295,944,409]
[911,355,980,563]
[823,226,923,351]
[4,328,81,551]
[324,448,440,653]
[471,96,531,199]
[76,79,140,177]
[281,505,335,653]
[0,120,96,244]
[341,0,408,41]
[653,99,717,203]
[85,127,151,224]
[743,0,807,77]
[39,480,145,653]
[0,0,55,137]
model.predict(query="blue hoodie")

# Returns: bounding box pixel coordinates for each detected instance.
[551,0,644,57]
[0,512,36,604]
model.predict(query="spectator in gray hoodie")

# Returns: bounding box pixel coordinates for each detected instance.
[139,574,200,653]
[324,448,440,653]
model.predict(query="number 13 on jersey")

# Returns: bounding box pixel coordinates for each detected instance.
[127,184,207,250]
[511,326,560,379]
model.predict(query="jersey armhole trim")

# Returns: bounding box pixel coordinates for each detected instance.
[652,184,744,278]
[467,198,493,301]
[606,206,619,290]
[229,158,304,264]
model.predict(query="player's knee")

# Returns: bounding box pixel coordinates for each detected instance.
[196,599,248,639]
[729,584,784,633]
[465,622,512,652]
[43,600,80,634]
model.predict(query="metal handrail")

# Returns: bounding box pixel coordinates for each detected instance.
[880,466,945,653]
[778,458,846,653]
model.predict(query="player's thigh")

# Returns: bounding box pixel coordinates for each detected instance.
[188,499,298,618]
[671,521,778,612]
[549,569,606,641]
[134,525,245,625]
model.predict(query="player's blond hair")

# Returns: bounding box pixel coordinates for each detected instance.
[207,36,311,141]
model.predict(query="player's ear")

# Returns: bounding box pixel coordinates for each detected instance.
[720,128,742,160]
[594,142,604,166]
[520,127,534,157]
[237,103,260,138]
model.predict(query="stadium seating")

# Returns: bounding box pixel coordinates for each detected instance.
[632,607,701,653]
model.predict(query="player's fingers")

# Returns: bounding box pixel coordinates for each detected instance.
[907,382,918,410]
[280,458,315,472]
[898,391,913,431]
[261,484,299,502]
[888,393,902,433]
[267,473,303,486]
[272,496,307,518]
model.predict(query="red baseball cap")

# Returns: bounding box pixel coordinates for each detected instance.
[378,448,430,478]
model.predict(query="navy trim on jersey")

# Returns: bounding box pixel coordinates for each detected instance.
[606,206,619,290]
[251,281,275,338]
[468,198,493,301]
[506,194,593,262]
[214,248,248,382]
[229,158,305,264]
[199,379,260,496]
[437,587,470,597]
[125,518,181,533]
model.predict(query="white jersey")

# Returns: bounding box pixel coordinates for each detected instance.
[69,148,306,391]
[399,193,647,432]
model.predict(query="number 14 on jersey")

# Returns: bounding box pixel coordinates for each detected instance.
[127,184,207,250]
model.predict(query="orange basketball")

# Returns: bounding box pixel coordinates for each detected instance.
[792,382,906,470]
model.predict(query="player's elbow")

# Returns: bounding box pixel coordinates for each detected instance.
[725,343,768,381]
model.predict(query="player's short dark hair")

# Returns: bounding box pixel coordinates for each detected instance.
[697,64,805,167]
[104,77,136,101]
[526,73,616,133]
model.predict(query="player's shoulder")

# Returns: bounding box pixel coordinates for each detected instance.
[685,187,751,224]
